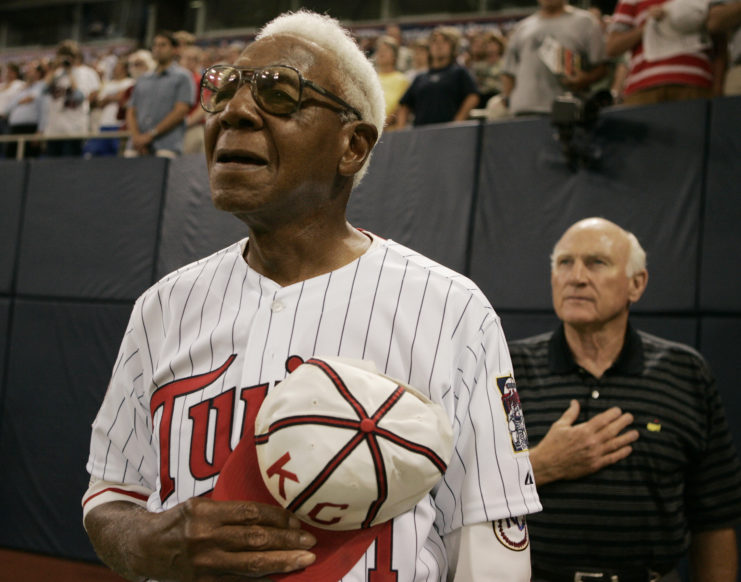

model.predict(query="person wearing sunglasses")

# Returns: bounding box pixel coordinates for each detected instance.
[82,10,540,582]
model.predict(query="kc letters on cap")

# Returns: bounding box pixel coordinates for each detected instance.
[254,356,454,531]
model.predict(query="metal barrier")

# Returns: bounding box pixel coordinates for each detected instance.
[0,130,131,160]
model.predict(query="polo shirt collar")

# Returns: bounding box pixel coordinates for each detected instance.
[548,322,644,376]
[156,62,177,76]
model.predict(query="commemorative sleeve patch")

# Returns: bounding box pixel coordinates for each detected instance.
[497,376,529,452]
[492,516,529,551]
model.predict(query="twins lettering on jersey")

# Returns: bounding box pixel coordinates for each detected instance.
[151,353,295,503]
[151,353,384,529]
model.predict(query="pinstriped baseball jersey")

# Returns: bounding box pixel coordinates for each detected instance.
[85,233,541,581]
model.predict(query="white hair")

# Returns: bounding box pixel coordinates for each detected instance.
[624,231,646,277]
[256,10,386,186]
[128,49,156,75]
[550,219,647,277]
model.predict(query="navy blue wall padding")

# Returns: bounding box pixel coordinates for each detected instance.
[700,317,741,453]
[0,160,26,294]
[348,122,479,274]
[0,300,131,560]
[0,299,9,406]
[500,313,561,342]
[16,157,166,301]
[156,154,248,279]
[469,99,707,312]
[700,97,741,311]
[628,315,699,349]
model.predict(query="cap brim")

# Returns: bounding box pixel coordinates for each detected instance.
[212,431,385,581]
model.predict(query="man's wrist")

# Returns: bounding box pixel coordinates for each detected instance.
[148,128,158,139]
[529,445,555,486]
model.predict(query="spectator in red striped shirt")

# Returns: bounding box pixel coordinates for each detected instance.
[606,0,727,105]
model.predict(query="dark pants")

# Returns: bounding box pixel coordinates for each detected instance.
[45,138,83,157]
[6,123,41,159]
[532,570,681,582]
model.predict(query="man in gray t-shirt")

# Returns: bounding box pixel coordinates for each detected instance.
[501,0,607,116]
[126,31,195,157]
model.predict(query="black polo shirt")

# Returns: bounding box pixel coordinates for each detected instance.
[509,324,741,569]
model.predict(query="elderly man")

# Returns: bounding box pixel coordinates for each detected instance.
[509,217,741,582]
[82,11,540,582]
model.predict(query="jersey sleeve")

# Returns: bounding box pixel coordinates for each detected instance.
[83,299,158,510]
[434,312,541,535]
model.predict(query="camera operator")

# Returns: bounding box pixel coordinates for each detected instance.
[42,40,100,157]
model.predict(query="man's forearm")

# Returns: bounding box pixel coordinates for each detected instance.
[707,2,741,33]
[607,27,643,58]
[84,496,317,581]
[565,63,608,91]
[126,107,140,136]
[501,74,514,99]
[454,94,481,121]
[394,105,410,128]
[528,444,559,486]
[85,501,152,581]
[151,102,191,137]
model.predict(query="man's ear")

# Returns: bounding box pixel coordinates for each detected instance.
[338,121,378,177]
[628,269,648,304]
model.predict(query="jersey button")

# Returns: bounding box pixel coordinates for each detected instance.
[591,389,600,400]
[271,300,285,313]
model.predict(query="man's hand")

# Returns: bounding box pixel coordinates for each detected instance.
[561,71,592,92]
[131,130,154,153]
[85,498,317,581]
[529,400,639,486]
[647,5,666,20]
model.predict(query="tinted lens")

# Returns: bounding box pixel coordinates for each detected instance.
[201,66,242,112]
[254,67,301,115]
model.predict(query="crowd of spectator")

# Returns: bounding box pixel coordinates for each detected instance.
[0,0,740,158]
[0,33,247,159]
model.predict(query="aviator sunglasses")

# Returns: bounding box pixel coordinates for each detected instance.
[200,64,362,120]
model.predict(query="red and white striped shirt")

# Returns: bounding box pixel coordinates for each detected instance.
[610,0,713,96]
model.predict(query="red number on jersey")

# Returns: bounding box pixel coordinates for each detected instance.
[369,522,398,582]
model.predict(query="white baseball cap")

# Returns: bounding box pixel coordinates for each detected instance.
[213,355,453,580]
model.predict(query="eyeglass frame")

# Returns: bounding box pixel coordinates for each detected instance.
[199,63,363,121]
